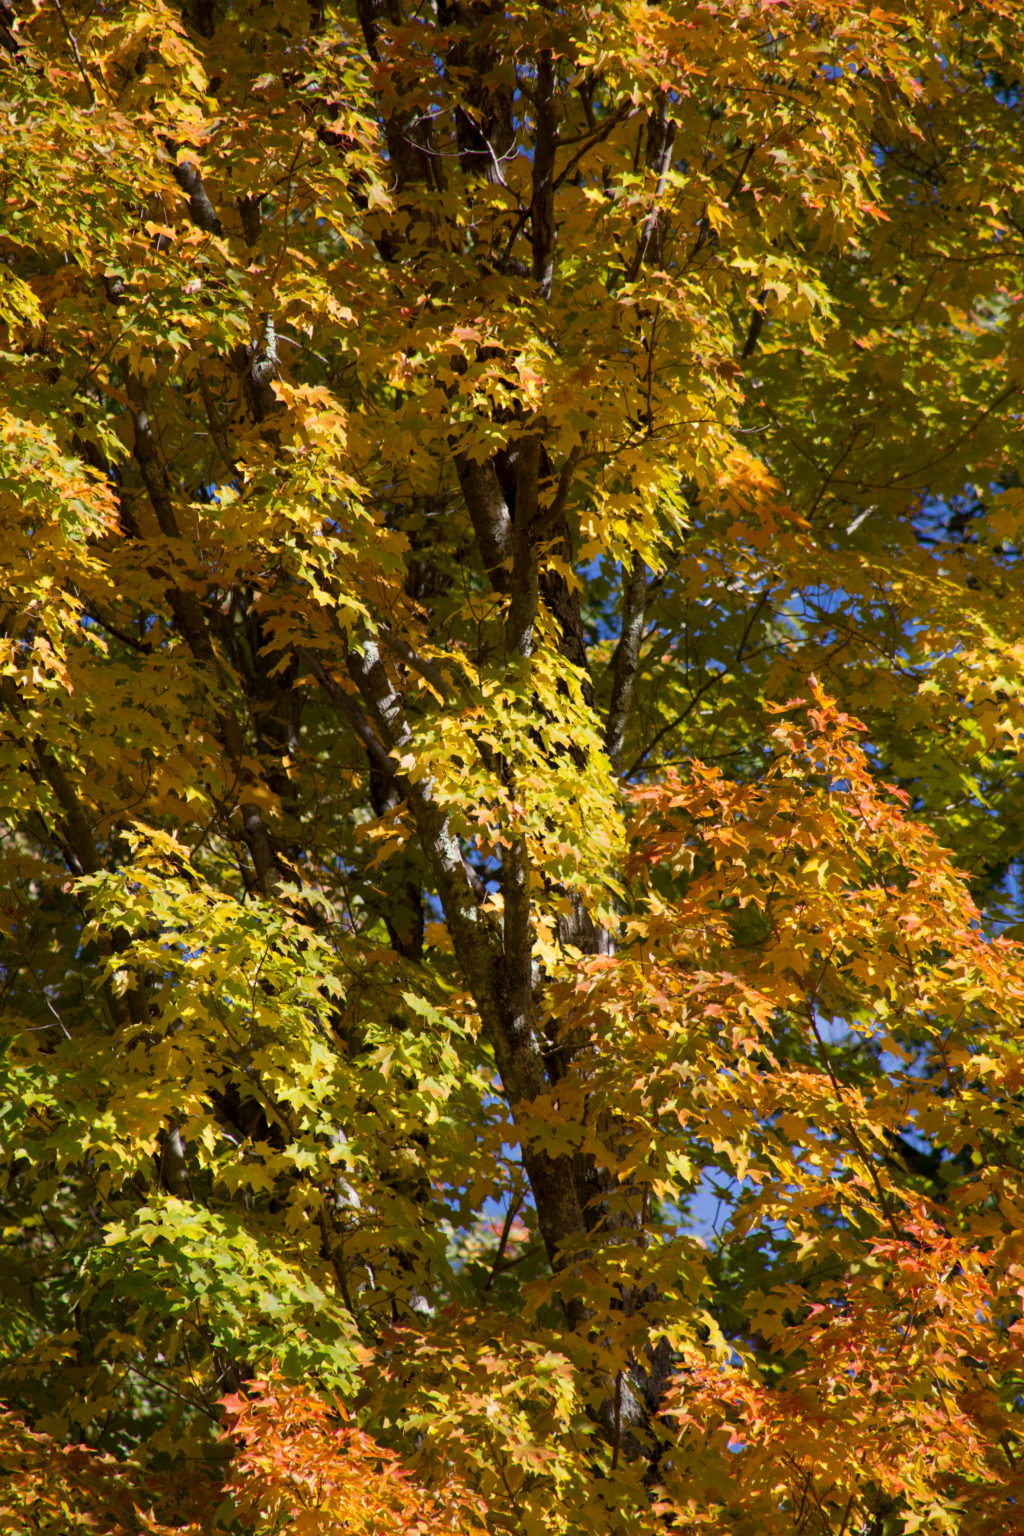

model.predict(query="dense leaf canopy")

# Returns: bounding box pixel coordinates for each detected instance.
[3,2,1024,1532]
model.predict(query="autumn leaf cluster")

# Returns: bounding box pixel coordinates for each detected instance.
[3,2,1024,1534]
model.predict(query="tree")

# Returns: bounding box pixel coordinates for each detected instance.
[2,0,1024,1530]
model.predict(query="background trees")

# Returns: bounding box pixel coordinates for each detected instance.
[3,2,1024,1531]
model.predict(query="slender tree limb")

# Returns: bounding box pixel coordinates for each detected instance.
[128,375,283,894]
[298,647,398,781]
[530,48,558,299]
[52,0,96,106]
[1,678,98,876]
[627,101,676,283]
[604,554,648,774]
[483,1185,524,1292]
[530,442,584,544]
[552,101,636,188]
[506,436,543,662]
[741,289,768,359]
[344,634,589,1279]
[171,155,223,236]
[452,452,513,587]
[378,626,457,702]
[354,0,439,191]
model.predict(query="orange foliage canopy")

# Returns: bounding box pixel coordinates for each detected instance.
[0,1374,483,1536]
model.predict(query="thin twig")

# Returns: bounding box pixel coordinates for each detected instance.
[53,0,96,105]
[483,1186,524,1291]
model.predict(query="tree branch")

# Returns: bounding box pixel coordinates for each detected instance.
[505,436,543,662]
[452,452,513,588]
[530,48,558,299]
[171,155,223,236]
[344,633,588,1279]
[378,626,456,702]
[627,101,676,283]
[298,647,398,782]
[52,0,96,106]
[604,554,648,774]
